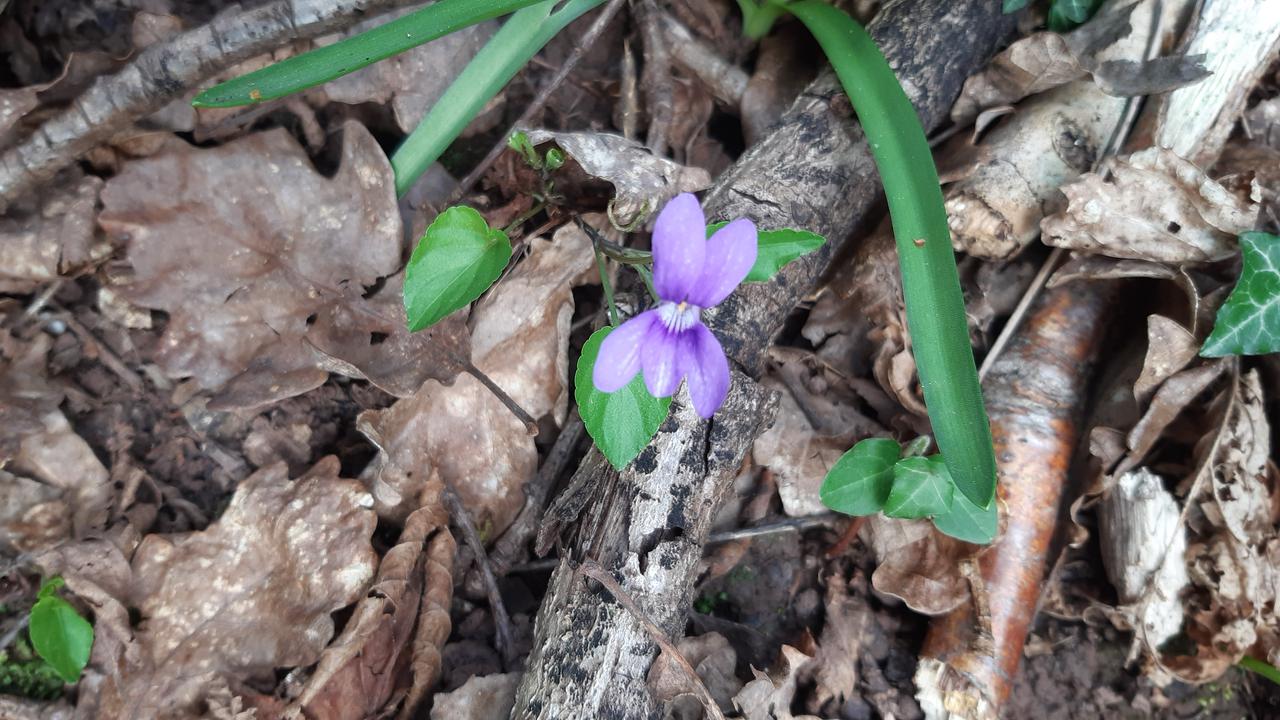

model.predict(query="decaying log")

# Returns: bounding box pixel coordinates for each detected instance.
[511,2,1017,717]
[944,0,1194,259]
[0,0,416,211]
[915,282,1114,720]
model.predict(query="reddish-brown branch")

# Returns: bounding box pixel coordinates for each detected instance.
[917,283,1114,717]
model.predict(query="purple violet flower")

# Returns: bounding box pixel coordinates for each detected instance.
[593,192,757,419]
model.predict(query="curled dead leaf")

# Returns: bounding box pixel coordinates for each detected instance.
[1042,147,1259,263]
[0,173,103,293]
[525,130,711,227]
[1133,315,1199,401]
[866,516,972,616]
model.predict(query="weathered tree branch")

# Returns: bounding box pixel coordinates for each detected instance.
[0,0,416,211]
[511,2,1017,717]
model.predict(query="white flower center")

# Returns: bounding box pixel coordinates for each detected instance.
[657,301,701,333]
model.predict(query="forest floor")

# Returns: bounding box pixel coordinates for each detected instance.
[2,0,1280,718]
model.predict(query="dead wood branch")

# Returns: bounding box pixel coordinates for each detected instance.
[511,2,1017,717]
[0,0,415,210]
[915,283,1114,720]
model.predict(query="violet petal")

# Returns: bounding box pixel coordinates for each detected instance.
[687,218,757,308]
[651,193,706,302]
[593,310,658,392]
[684,323,730,419]
[641,325,685,397]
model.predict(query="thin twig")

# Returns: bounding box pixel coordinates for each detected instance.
[445,0,628,207]
[824,515,867,558]
[453,353,539,436]
[578,561,728,720]
[490,412,586,575]
[442,482,517,669]
[52,310,146,393]
[635,0,675,156]
[660,11,748,107]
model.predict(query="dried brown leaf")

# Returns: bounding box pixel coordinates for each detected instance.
[1133,315,1199,401]
[1119,360,1227,476]
[866,516,971,616]
[1042,147,1259,263]
[525,130,712,226]
[323,7,496,134]
[75,458,380,718]
[730,645,819,720]
[951,32,1086,126]
[10,409,112,540]
[809,575,867,710]
[98,123,433,409]
[648,632,741,715]
[360,222,593,532]
[0,173,103,293]
[294,477,454,720]
[429,673,522,720]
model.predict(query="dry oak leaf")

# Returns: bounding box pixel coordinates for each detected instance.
[525,130,712,227]
[0,173,103,293]
[98,123,408,407]
[731,645,823,720]
[951,32,1086,126]
[292,480,456,720]
[1042,147,1259,263]
[360,222,594,532]
[121,457,377,717]
[865,515,973,616]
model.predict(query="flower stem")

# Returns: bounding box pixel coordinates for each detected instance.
[594,244,620,326]
[1240,656,1280,686]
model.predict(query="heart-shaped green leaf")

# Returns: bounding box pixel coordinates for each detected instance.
[576,326,672,469]
[1201,232,1280,357]
[932,483,998,544]
[707,222,826,283]
[29,578,93,683]
[404,205,512,331]
[883,455,955,519]
[820,437,901,516]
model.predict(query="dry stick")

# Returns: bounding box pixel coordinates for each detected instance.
[445,0,628,207]
[52,310,146,393]
[661,12,748,107]
[634,0,674,156]
[578,561,728,720]
[442,482,518,669]
[0,0,418,211]
[453,352,539,436]
[489,412,586,575]
[916,281,1116,719]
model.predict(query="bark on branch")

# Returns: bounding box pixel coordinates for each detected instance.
[511,2,1017,717]
[0,0,415,211]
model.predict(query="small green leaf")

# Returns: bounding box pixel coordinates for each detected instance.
[883,455,954,519]
[508,131,543,168]
[404,206,512,332]
[544,147,565,171]
[576,326,672,469]
[932,481,998,544]
[1202,232,1280,357]
[1003,0,1030,12]
[820,438,900,516]
[29,580,93,684]
[706,222,826,283]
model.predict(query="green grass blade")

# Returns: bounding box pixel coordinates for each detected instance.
[192,0,545,108]
[391,0,606,194]
[784,0,997,508]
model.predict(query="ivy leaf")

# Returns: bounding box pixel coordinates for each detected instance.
[707,222,826,283]
[576,326,672,470]
[1202,232,1280,357]
[29,577,94,683]
[932,483,999,544]
[819,438,900,516]
[404,206,512,331]
[883,455,955,519]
